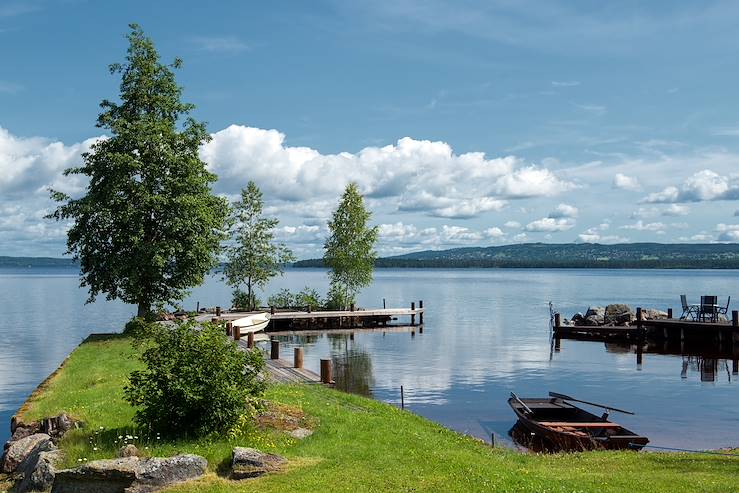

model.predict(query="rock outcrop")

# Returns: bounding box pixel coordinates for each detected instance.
[15,449,62,492]
[51,454,207,493]
[231,447,286,479]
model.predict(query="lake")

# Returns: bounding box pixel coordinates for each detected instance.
[1,267,738,450]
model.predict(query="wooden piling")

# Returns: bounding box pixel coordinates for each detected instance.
[247,331,254,348]
[733,310,738,327]
[270,339,280,360]
[211,317,219,324]
[667,308,673,319]
[233,325,241,341]
[270,305,275,315]
[216,306,221,317]
[294,347,304,369]
[225,322,233,337]
[350,303,355,312]
[411,302,416,325]
[383,298,386,309]
[636,307,642,327]
[400,385,405,410]
[554,313,561,327]
[419,300,424,325]
[196,301,200,313]
[320,359,333,384]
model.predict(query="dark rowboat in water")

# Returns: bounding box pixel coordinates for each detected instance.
[508,392,649,451]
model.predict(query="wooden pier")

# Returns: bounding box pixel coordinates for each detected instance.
[205,302,425,331]
[263,357,322,384]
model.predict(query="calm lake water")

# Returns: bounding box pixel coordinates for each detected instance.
[1,267,738,449]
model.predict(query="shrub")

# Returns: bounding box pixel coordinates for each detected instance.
[124,320,266,437]
[267,288,295,308]
[123,316,158,339]
[232,288,261,311]
[295,287,323,310]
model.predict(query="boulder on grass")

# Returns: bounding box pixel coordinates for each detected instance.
[2,434,54,474]
[15,449,62,493]
[51,454,206,493]
[604,304,635,325]
[117,444,140,458]
[231,447,286,479]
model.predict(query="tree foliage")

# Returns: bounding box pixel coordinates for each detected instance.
[48,24,228,316]
[224,181,294,311]
[323,183,378,309]
[125,321,266,437]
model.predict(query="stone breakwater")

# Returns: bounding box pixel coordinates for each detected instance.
[561,304,670,327]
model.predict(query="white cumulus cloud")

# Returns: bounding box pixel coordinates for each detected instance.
[547,203,578,218]
[613,173,641,191]
[524,217,575,232]
[642,170,739,203]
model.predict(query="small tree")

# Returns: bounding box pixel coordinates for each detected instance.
[323,183,378,309]
[48,24,228,317]
[224,181,294,311]
[125,321,265,437]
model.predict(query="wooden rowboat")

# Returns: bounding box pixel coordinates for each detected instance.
[508,393,649,451]
[232,312,271,335]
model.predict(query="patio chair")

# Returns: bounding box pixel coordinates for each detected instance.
[680,294,697,320]
[718,296,731,316]
[700,295,718,322]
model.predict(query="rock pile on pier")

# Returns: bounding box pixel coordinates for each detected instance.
[563,304,668,327]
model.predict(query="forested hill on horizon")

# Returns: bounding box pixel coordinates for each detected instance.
[293,243,739,269]
[5,243,739,269]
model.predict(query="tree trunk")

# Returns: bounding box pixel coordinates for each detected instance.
[137,301,150,319]
[247,280,253,312]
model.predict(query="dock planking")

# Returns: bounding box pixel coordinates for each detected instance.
[236,339,323,383]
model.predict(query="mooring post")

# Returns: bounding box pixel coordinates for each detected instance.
[211,317,219,324]
[419,300,424,325]
[667,308,673,319]
[294,347,304,369]
[636,307,642,327]
[554,313,561,327]
[320,359,332,384]
[233,325,241,341]
[270,339,280,360]
[270,305,275,315]
[225,322,233,337]
[411,301,416,325]
[196,301,200,313]
[733,310,738,327]
[383,298,386,309]
[400,385,405,410]
[216,306,221,317]
[246,331,254,348]
[491,433,495,447]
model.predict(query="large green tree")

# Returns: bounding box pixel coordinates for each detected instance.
[224,181,295,311]
[323,183,378,309]
[49,24,228,317]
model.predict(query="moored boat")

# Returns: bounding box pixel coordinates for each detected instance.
[232,312,271,335]
[508,392,649,451]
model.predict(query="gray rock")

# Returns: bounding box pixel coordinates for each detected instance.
[117,444,140,458]
[51,454,207,493]
[2,434,54,474]
[641,308,668,321]
[287,428,313,440]
[15,449,62,493]
[231,447,286,479]
[605,304,635,325]
[584,315,601,326]
[570,312,585,326]
[584,306,605,325]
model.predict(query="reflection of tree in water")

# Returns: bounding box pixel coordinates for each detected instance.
[327,334,374,396]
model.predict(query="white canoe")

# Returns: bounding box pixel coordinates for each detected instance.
[232,312,271,334]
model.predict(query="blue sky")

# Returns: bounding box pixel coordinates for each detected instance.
[2,0,739,258]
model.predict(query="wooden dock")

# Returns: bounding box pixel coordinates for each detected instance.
[205,303,425,331]
[264,357,322,384]
[553,308,739,344]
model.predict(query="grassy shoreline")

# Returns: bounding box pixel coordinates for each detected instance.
[10,334,739,492]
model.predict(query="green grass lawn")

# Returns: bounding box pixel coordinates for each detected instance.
[16,334,739,493]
